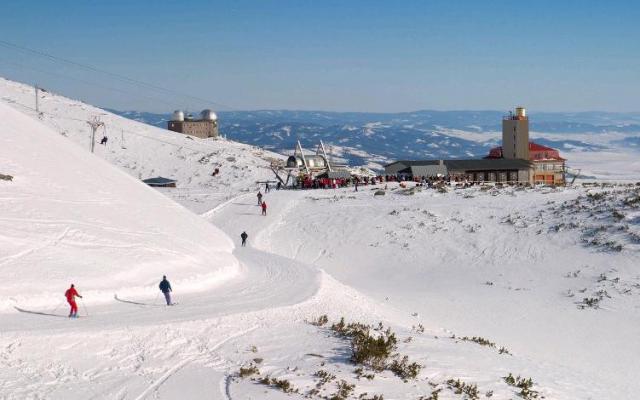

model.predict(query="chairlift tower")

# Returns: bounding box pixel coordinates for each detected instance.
[34,84,43,118]
[86,117,105,153]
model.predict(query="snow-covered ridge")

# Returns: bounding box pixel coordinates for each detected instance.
[0,100,238,311]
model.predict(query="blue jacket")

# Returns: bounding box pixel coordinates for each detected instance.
[159,279,172,293]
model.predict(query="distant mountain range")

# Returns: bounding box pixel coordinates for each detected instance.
[110,109,640,168]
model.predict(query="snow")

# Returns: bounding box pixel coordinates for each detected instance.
[1,76,640,399]
[0,101,238,312]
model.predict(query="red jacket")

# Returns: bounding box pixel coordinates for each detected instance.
[261,202,267,210]
[65,287,79,302]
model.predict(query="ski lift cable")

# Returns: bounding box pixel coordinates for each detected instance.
[0,57,181,108]
[0,40,238,111]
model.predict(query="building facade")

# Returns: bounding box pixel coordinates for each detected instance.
[486,142,565,185]
[167,110,219,139]
[384,159,533,183]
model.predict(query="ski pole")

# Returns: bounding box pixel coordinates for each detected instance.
[81,298,89,317]
[51,300,65,314]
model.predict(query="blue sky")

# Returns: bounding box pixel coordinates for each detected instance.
[0,0,638,112]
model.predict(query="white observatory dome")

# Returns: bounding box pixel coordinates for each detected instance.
[171,110,185,121]
[201,109,218,121]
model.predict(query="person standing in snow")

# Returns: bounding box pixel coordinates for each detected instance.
[265,182,270,193]
[261,201,267,216]
[159,275,173,306]
[65,284,82,318]
[257,191,263,205]
[240,231,248,247]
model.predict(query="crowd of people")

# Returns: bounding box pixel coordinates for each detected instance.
[289,173,480,190]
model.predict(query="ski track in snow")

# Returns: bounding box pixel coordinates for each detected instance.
[132,326,257,400]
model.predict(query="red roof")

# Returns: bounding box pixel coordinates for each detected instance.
[486,142,565,161]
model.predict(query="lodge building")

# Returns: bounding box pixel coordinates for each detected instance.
[384,107,566,185]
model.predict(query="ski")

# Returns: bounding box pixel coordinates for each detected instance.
[14,306,68,318]
[114,294,165,307]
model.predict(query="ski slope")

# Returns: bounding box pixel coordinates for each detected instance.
[0,100,243,313]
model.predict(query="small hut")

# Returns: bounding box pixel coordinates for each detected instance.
[142,177,177,188]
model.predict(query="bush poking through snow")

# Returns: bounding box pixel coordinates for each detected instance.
[388,355,421,380]
[255,375,299,394]
[0,173,13,181]
[460,336,495,348]
[330,380,355,400]
[354,367,375,380]
[503,373,540,399]
[329,317,422,379]
[446,379,480,399]
[331,318,396,371]
[577,297,600,309]
[308,314,329,326]
[238,363,260,378]
[314,369,336,387]
[350,326,397,371]
[452,334,512,355]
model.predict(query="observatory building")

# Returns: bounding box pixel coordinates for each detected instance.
[167,110,219,139]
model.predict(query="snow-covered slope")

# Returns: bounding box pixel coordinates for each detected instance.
[0,100,238,311]
[1,75,638,399]
[0,77,282,213]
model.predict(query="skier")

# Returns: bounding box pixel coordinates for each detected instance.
[257,191,263,205]
[261,201,267,216]
[64,284,82,318]
[265,182,270,193]
[159,275,173,306]
[100,136,108,145]
[240,231,248,247]
[276,181,281,191]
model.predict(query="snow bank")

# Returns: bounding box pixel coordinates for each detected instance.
[0,102,238,311]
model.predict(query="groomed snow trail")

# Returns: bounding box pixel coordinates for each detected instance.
[0,191,385,399]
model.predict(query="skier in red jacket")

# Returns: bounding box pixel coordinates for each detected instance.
[65,284,82,318]
[261,201,267,216]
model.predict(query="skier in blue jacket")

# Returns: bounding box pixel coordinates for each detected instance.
[159,275,173,306]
